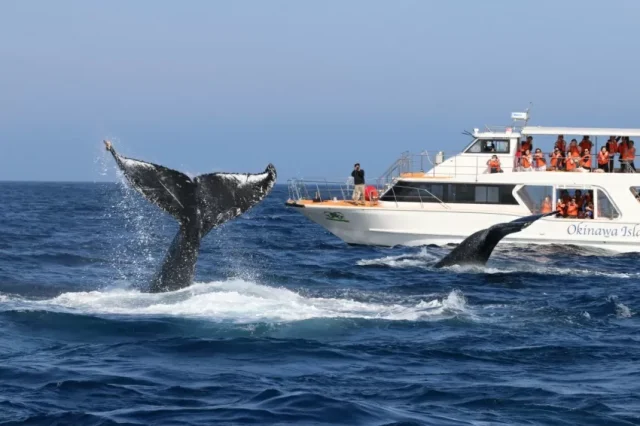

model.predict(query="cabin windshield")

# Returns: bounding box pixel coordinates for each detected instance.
[465,139,511,154]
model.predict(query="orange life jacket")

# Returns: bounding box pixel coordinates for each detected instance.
[579,140,592,153]
[534,155,546,168]
[569,145,580,156]
[607,140,618,155]
[619,142,628,157]
[597,151,609,165]
[580,153,591,168]
[521,142,532,152]
[550,152,562,168]
[623,146,636,161]
[489,159,501,170]
[555,140,566,153]
[541,200,552,213]
[566,157,577,171]
[521,155,532,168]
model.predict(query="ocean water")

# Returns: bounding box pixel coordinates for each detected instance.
[0,181,639,425]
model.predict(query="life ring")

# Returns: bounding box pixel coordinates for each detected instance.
[364,185,378,202]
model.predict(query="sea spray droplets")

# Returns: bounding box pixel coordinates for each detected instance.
[0,280,473,324]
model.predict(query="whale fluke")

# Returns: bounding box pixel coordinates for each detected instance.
[434,212,555,268]
[104,140,276,292]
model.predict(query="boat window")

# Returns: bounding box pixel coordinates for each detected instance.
[380,181,518,204]
[630,187,640,203]
[555,188,594,219]
[517,185,553,213]
[597,189,620,219]
[465,139,510,154]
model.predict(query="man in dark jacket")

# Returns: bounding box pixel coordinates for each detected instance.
[351,163,365,204]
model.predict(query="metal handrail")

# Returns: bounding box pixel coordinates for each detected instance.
[287,179,451,209]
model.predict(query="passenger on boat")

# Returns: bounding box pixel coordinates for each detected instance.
[621,140,636,172]
[520,149,533,172]
[541,196,552,213]
[520,136,533,154]
[351,163,365,204]
[579,136,593,154]
[566,198,579,218]
[580,148,592,171]
[556,198,567,217]
[565,151,579,172]
[605,136,618,172]
[574,189,584,208]
[597,146,610,172]
[554,135,567,156]
[549,147,564,171]
[584,201,594,219]
[568,139,580,157]
[533,148,546,171]
[618,137,629,170]
[486,155,503,173]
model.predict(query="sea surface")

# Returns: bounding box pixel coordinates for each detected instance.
[0,180,639,425]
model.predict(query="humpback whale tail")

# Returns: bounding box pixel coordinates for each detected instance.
[104,140,276,292]
[434,212,555,268]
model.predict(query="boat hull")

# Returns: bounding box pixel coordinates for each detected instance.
[294,204,640,252]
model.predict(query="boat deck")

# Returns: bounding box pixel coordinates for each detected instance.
[285,199,383,208]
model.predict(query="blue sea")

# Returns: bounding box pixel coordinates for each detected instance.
[1,181,639,425]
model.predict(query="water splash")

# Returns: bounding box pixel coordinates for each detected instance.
[0,279,471,324]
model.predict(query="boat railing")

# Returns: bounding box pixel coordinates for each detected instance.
[286,178,450,209]
[376,150,640,182]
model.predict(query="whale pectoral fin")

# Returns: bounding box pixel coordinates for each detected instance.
[107,144,195,222]
[195,164,277,234]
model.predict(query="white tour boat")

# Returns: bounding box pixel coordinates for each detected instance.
[285,111,640,252]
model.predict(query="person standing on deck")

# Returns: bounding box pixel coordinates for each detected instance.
[351,163,365,204]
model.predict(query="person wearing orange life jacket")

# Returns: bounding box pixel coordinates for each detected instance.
[580,148,592,171]
[566,198,579,218]
[568,139,581,157]
[556,198,567,217]
[579,136,593,154]
[549,147,563,171]
[605,136,618,172]
[565,151,579,172]
[519,149,533,171]
[554,135,567,156]
[532,148,547,171]
[520,136,533,154]
[622,140,636,172]
[597,146,610,172]
[618,137,629,171]
[540,196,552,213]
[486,155,503,173]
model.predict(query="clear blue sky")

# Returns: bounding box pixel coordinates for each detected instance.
[2,0,640,182]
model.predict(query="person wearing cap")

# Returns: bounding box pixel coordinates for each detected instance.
[351,163,365,204]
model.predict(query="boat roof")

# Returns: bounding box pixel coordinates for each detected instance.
[521,126,640,137]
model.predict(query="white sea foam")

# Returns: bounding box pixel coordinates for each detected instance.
[356,248,439,268]
[357,249,639,279]
[0,280,470,324]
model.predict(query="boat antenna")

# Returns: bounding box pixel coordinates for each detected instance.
[524,102,532,126]
[462,129,474,137]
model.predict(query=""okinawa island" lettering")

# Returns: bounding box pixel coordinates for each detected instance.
[567,223,640,238]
